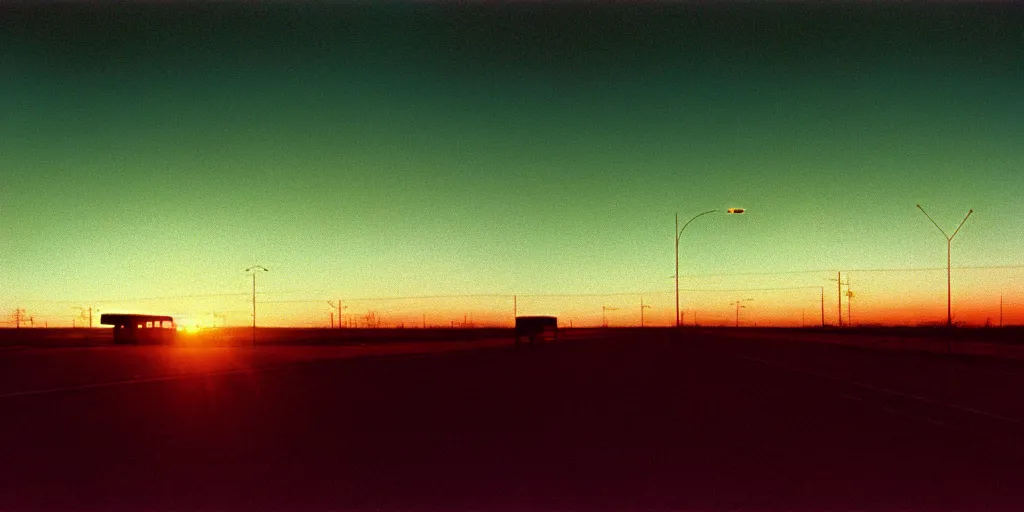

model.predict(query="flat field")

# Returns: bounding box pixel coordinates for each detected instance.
[2,328,1023,511]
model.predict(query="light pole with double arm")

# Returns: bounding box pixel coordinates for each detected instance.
[916,204,973,329]
[246,265,268,347]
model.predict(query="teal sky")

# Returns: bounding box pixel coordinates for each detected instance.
[2,4,1022,326]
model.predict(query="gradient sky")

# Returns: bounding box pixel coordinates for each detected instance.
[2,4,1022,327]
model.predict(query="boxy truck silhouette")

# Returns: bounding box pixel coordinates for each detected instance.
[515,316,558,346]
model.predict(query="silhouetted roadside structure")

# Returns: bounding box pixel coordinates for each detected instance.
[515,316,558,345]
[100,314,176,344]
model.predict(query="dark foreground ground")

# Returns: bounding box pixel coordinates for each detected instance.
[2,330,1024,511]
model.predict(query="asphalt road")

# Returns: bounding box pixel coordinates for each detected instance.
[2,330,1023,511]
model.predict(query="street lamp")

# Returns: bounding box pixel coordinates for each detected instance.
[246,265,268,347]
[730,298,753,327]
[916,204,973,329]
[828,273,843,328]
[675,208,745,327]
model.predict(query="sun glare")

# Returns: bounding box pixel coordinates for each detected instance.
[175,317,204,334]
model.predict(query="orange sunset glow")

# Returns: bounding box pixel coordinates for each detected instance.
[2,2,1021,330]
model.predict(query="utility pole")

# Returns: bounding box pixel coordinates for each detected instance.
[12,308,29,329]
[328,300,345,329]
[1000,295,1004,328]
[640,297,651,327]
[73,307,93,328]
[845,277,854,327]
[829,272,843,327]
[246,265,268,348]
[820,287,826,327]
[602,306,619,328]
[513,295,517,319]
[730,299,752,328]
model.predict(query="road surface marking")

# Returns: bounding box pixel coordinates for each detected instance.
[878,405,962,431]
[736,354,1023,426]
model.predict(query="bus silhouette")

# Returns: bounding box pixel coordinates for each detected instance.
[100,314,177,344]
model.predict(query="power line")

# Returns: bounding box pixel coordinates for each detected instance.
[517,291,671,298]
[7,264,1021,309]
[346,294,511,301]
[263,294,511,304]
[20,293,249,305]
[681,286,825,293]
[518,286,826,298]
[680,263,1024,279]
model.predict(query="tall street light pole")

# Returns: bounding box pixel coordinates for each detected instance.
[916,204,973,328]
[675,208,745,328]
[246,265,268,347]
[828,272,843,328]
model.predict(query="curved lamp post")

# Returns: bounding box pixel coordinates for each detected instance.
[675,208,745,328]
